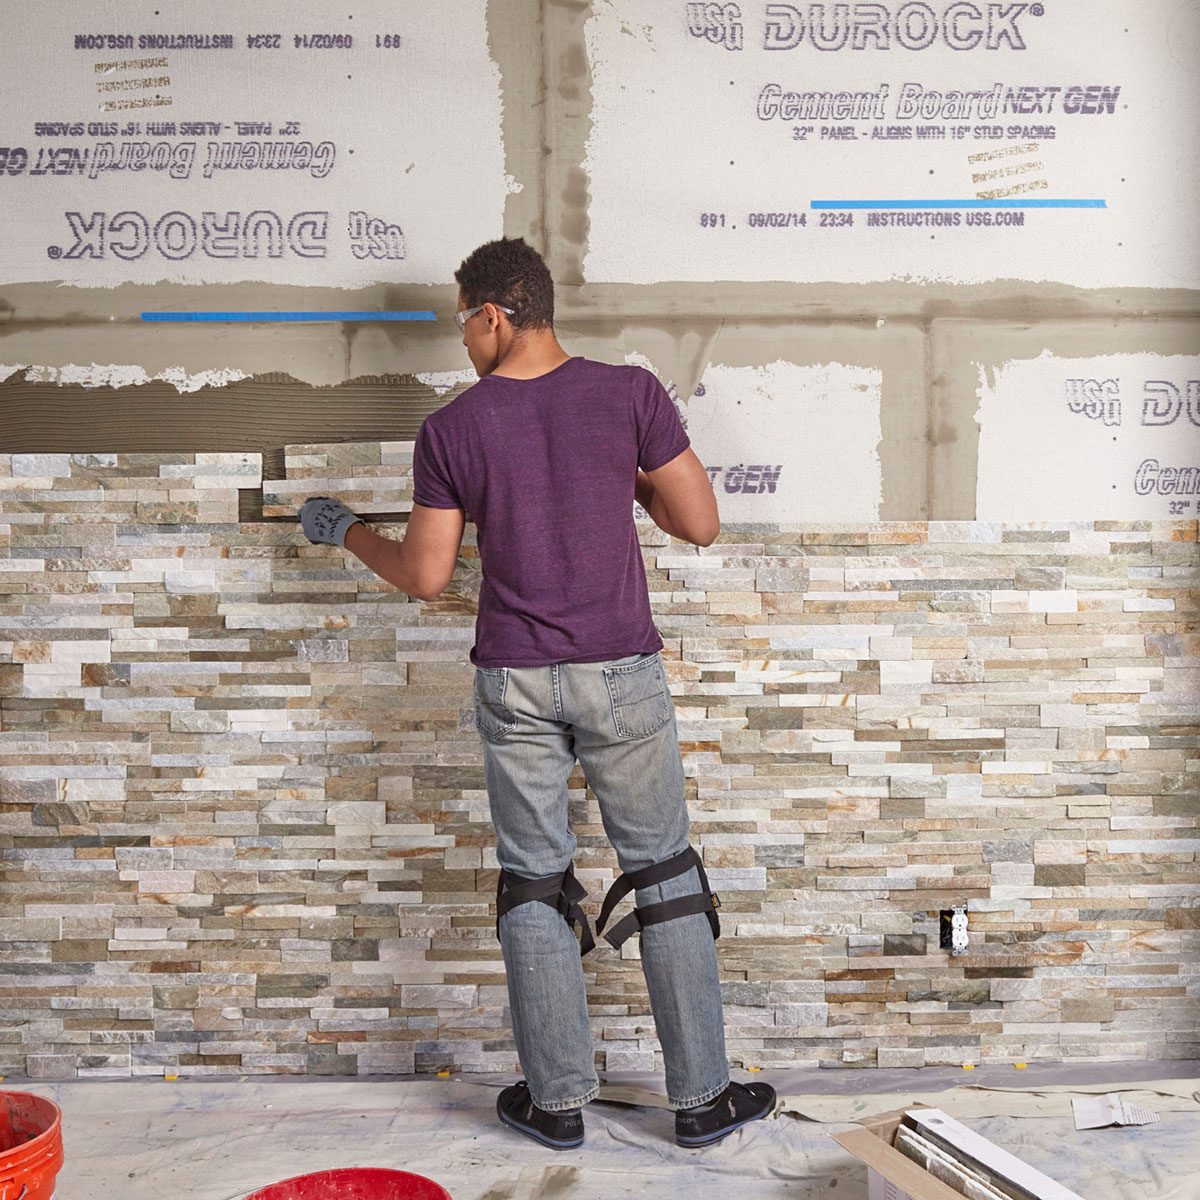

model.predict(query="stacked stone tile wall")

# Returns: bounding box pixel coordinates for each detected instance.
[2,449,1195,1079]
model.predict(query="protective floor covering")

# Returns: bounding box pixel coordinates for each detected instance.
[13,1063,1200,1200]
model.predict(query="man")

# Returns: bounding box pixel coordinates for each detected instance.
[299,237,775,1149]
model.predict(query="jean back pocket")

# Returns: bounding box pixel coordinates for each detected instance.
[603,652,672,740]
[474,667,518,743]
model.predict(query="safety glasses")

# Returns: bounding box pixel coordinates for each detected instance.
[454,303,515,331]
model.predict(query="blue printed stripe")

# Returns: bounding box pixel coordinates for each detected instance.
[811,200,1106,209]
[140,310,438,322]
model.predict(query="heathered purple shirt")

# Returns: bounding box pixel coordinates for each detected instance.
[411,356,690,668]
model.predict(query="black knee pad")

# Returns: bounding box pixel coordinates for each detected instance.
[594,844,721,951]
[495,861,595,956]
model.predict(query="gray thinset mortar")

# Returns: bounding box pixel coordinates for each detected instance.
[0,372,457,525]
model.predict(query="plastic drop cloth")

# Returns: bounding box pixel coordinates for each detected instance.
[14,1073,1200,1200]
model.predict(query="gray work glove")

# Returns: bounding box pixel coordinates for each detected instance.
[299,496,364,548]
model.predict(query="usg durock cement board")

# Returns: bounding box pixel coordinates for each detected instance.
[0,0,508,286]
[582,0,1200,287]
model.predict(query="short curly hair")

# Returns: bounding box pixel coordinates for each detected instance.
[453,237,554,332]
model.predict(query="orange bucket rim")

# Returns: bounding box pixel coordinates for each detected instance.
[0,1091,63,1165]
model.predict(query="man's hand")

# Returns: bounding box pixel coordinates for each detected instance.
[299,496,364,548]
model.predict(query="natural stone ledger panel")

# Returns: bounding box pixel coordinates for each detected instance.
[263,442,418,519]
[0,450,1195,1078]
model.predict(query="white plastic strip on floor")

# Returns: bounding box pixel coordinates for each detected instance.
[786,1078,1200,1123]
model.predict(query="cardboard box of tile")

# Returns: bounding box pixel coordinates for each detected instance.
[832,1101,1086,1200]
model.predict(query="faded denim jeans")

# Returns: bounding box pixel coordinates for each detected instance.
[474,650,730,1113]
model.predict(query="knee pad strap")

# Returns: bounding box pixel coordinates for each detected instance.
[495,862,596,957]
[595,844,721,951]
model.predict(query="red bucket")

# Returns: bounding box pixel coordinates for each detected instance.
[0,1091,64,1200]
[244,1168,452,1200]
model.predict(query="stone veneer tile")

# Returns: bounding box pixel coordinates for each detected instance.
[0,452,1196,1076]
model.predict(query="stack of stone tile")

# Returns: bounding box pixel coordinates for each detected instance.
[0,448,1195,1079]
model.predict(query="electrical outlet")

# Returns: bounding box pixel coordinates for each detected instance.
[950,905,969,954]
[939,905,970,955]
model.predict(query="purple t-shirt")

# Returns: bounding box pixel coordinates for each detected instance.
[411,356,690,668]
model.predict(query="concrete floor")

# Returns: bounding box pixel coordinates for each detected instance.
[9,1060,1200,1200]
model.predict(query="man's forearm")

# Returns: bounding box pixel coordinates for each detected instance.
[343,521,422,596]
[635,471,686,540]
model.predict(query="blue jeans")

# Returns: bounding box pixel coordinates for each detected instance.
[474,650,730,1113]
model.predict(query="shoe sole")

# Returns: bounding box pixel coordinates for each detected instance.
[497,1101,584,1150]
[675,1104,772,1147]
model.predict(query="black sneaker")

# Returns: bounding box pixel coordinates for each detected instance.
[675,1080,776,1147]
[497,1080,585,1150]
